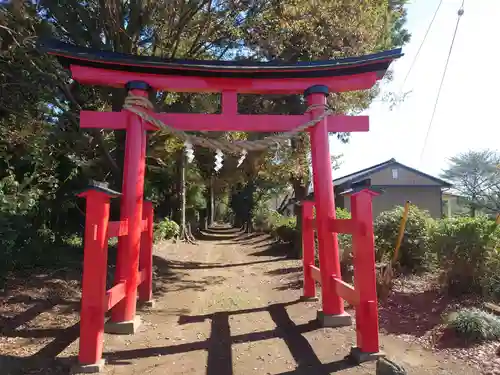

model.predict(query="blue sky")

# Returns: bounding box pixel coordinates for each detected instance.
[331,0,500,180]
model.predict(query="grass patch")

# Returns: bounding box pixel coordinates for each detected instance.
[445,308,500,343]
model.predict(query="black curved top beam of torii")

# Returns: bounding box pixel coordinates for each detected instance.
[38,38,402,84]
[37,38,404,133]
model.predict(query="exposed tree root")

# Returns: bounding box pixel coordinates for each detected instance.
[179,223,198,245]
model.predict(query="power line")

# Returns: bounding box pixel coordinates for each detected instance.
[419,0,465,164]
[401,0,444,89]
[383,0,443,110]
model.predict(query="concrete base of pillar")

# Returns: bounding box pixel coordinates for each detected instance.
[347,347,385,364]
[137,300,155,309]
[317,310,352,327]
[70,359,105,374]
[104,315,141,335]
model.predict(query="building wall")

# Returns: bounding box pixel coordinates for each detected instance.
[369,165,442,186]
[442,194,470,217]
[341,186,443,218]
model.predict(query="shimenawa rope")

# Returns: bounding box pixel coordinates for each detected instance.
[122,93,334,154]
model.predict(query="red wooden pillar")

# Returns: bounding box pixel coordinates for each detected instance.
[138,200,154,304]
[350,189,380,354]
[76,184,118,371]
[110,81,150,328]
[305,85,348,326]
[301,201,316,299]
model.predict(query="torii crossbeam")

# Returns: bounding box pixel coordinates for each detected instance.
[38,38,402,373]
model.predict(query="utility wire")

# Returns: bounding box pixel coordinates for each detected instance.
[381,0,443,109]
[419,1,465,165]
[401,0,444,89]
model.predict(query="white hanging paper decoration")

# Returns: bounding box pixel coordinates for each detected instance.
[237,149,247,167]
[184,141,195,163]
[214,149,224,172]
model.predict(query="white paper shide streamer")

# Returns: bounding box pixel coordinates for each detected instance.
[184,141,195,163]
[214,149,223,172]
[237,149,247,167]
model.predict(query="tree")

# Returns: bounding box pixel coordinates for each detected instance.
[441,150,500,216]
[0,0,412,277]
[236,0,411,237]
[0,0,244,275]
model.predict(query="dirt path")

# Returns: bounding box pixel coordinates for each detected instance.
[1,230,479,374]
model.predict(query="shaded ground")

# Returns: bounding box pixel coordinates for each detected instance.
[0,230,483,374]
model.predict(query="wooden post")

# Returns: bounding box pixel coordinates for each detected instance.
[350,189,380,354]
[76,188,112,369]
[138,200,154,304]
[306,85,349,327]
[301,201,316,299]
[111,82,149,329]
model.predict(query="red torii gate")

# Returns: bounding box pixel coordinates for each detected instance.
[39,39,401,373]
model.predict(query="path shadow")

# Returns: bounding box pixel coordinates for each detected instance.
[231,232,262,242]
[240,235,274,247]
[275,359,357,375]
[266,266,303,275]
[252,240,282,249]
[275,279,303,291]
[225,233,274,246]
[152,255,227,294]
[203,226,243,234]
[0,272,84,374]
[0,254,186,374]
[0,319,79,374]
[105,300,357,374]
[1,268,83,301]
[1,296,79,337]
[166,259,284,270]
[249,242,296,258]
[1,299,55,332]
[264,267,304,291]
[194,231,243,241]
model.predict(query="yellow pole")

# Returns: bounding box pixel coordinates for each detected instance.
[381,201,412,295]
[392,201,411,263]
[496,213,500,225]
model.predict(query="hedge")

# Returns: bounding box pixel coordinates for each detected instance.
[374,205,435,272]
[432,216,500,297]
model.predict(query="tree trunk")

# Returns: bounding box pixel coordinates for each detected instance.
[291,180,308,258]
[179,151,186,238]
[176,150,196,244]
[208,175,215,226]
[245,180,256,233]
[230,182,255,231]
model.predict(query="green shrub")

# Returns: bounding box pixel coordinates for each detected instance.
[272,216,297,243]
[252,205,271,231]
[310,207,352,271]
[268,211,291,233]
[154,218,180,242]
[446,308,500,343]
[335,207,352,255]
[481,250,500,302]
[252,207,285,233]
[374,205,435,272]
[311,208,351,250]
[335,208,353,282]
[433,216,500,296]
